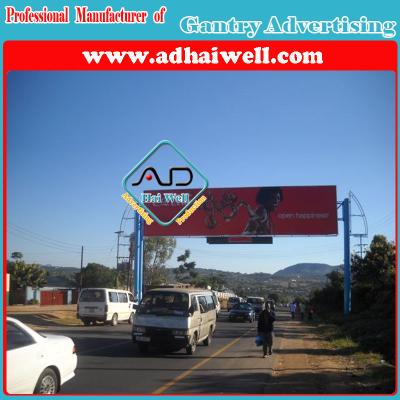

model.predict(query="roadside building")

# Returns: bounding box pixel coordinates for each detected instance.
[25,276,78,305]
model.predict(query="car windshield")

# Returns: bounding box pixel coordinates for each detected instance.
[229,297,239,303]
[233,303,252,311]
[138,292,189,316]
[247,298,263,304]
[79,289,105,302]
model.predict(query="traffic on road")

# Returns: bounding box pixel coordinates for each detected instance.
[60,310,279,394]
[7,300,289,394]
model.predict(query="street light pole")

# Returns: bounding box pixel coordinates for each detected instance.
[115,231,123,269]
[115,230,123,289]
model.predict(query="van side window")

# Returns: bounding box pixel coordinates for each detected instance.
[205,295,215,310]
[118,293,128,303]
[128,293,134,302]
[198,296,208,313]
[108,292,118,302]
[190,295,198,312]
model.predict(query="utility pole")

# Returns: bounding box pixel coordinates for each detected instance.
[353,235,367,258]
[343,198,351,315]
[79,245,84,290]
[115,230,123,269]
[115,231,123,288]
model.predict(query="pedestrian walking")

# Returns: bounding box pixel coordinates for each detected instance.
[257,303,276,358]
[289,301,296,319]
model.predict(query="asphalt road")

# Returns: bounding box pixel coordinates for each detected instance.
[44,311,284,394]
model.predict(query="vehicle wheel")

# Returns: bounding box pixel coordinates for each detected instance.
[203,327,213,346]
[110,313,118,326]
[186,333,197,355]
[138,343,148,353]
[34,368,59,394]
[82,318,91,326]
[128,313,134,325]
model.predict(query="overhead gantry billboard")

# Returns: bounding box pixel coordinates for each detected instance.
[144,186,338,237]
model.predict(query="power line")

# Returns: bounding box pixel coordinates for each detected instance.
[8,230,81,253]
[9,222,113,249]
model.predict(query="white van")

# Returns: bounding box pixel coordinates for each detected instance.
[77,288,137,326]
[211,291,221,317]
[132,288,217,355]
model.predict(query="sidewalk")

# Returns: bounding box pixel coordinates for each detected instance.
[263,315,395,394]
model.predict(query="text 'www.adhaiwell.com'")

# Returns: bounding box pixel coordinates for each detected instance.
[82,46,324,66]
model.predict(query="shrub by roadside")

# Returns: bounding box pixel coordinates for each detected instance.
[314,318,395,394]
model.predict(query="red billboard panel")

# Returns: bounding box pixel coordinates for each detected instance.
[144,186,338,237]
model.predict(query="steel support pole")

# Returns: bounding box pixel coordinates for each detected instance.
[343,198,351,315]
[133,212,140,301]
[133,212,144,302]
[139,216,144,301]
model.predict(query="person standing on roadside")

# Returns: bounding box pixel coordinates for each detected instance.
[258,303,276,358]
[289,301,296,320]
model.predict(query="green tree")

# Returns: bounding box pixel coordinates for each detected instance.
[11,252,23,260]
[174,249,196,284]
[193,276,210,289]
[9,261,48,301]
[143,237,176,286]
[77,263,118,288]
[209,275,226,290]
[308,270,343,314]
[351,235,395,314]
[308,235,395,362]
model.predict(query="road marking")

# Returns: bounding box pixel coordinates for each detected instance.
[152,328,255,394]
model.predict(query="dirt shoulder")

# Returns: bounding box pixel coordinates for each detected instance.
[7,304,81,328]
[264,316,395,394]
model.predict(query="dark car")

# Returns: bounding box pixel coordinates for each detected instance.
[228,303,255,323]
[246,297,265,317]
[227,297,241,312]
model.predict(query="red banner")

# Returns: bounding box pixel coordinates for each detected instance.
[3,41,397,72]
[145,186,338,237]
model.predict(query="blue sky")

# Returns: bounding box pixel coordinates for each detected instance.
[7,71,395,273]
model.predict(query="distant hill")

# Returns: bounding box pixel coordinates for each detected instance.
[42,265,80,274]
[39,263,338,299]
[41,265,79,287]
[273,263,341,279]
[193,267,272,287]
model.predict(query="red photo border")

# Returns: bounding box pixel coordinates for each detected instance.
[2,40,398,396]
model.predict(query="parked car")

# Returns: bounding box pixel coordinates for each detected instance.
[227,296,241,312]
[246,296,265,317]
[228,303,255,323]
[132,288,217,355]
[6,317,77,394]
[77,288,137,326]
